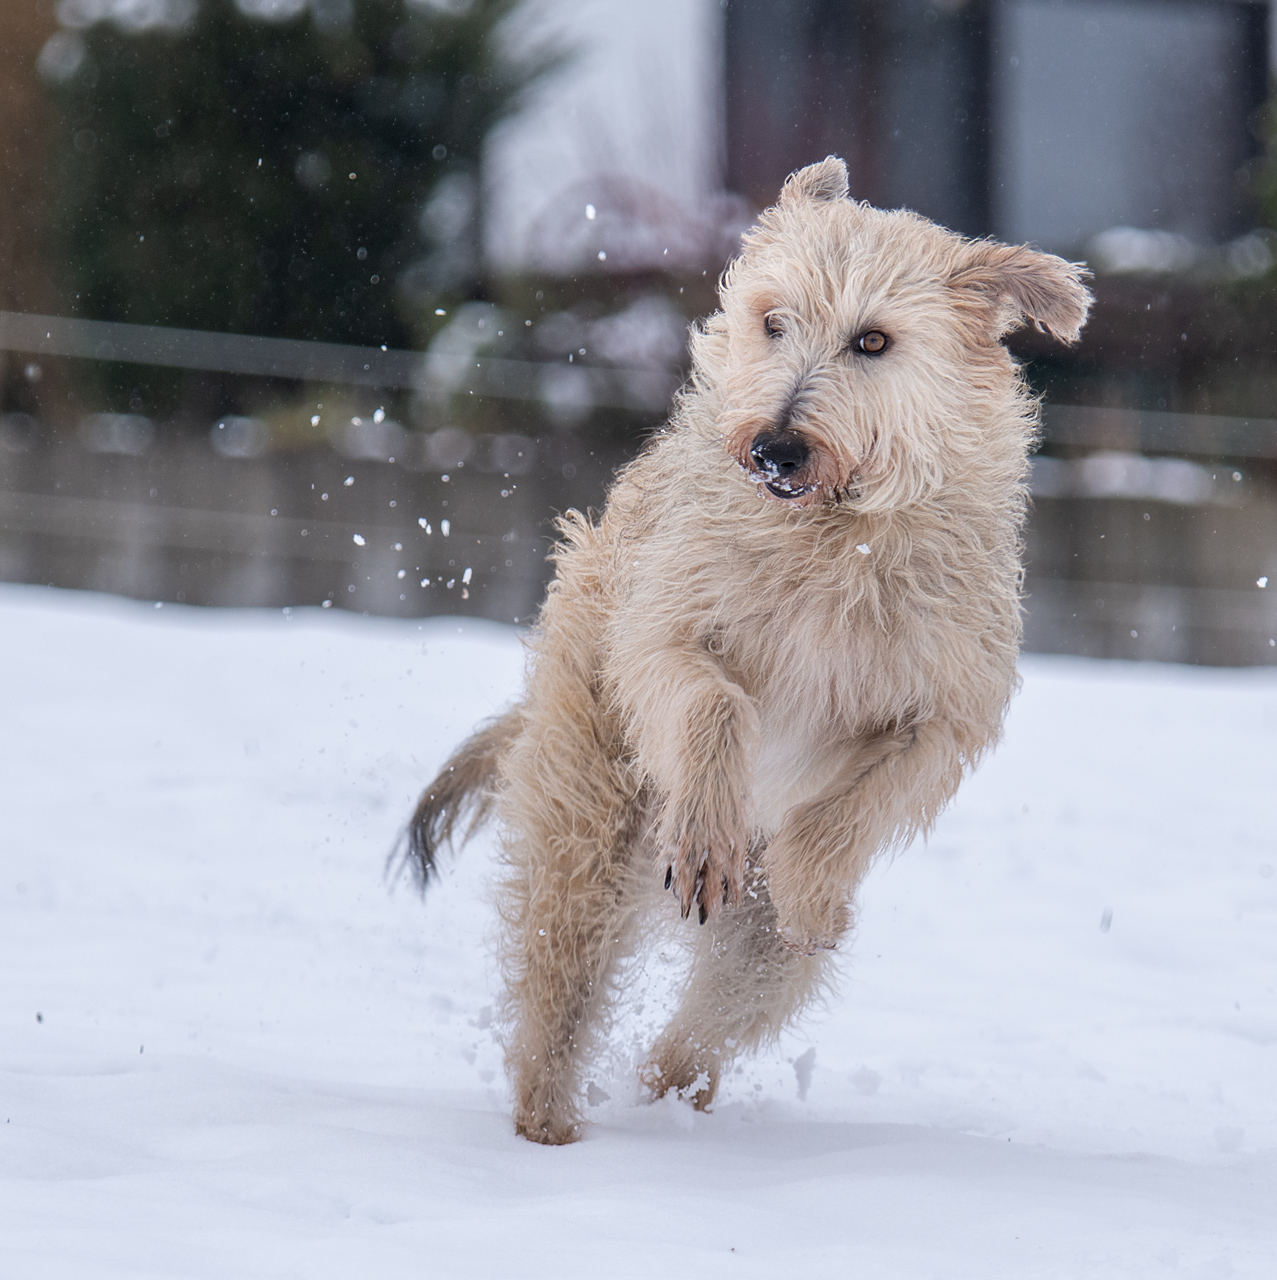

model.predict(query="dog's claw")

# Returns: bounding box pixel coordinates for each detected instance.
[660,809,748,927]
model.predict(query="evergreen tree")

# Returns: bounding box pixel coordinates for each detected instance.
[44,0,539,350]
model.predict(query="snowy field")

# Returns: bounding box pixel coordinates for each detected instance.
[2,582,1275,1279]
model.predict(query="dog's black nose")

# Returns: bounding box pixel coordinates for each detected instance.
[749,431,810,478]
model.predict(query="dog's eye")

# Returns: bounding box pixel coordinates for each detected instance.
[853,330,889,355]
[764,313,783,339]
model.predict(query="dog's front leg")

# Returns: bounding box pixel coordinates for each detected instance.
[764,720,965,953]
[624,648,759,923]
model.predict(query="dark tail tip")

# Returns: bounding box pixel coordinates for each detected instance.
[404,788,444,890]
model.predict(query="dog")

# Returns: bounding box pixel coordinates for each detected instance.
[407,156,1091,1145]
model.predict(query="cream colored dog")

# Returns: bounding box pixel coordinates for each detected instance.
[408,157,1091,1144]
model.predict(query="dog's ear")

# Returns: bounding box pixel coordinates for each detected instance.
[779,156,850,206]
[950,242,1093,344]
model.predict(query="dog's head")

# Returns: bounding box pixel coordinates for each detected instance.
[704,157,1092,512]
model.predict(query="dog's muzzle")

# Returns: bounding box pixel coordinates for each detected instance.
[748,430,814,500]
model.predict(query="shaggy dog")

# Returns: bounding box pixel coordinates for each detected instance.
[408,157,1091,1145]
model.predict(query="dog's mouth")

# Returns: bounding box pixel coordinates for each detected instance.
[747,469,818,501]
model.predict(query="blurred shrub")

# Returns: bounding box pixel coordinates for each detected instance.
[40,0,545,350]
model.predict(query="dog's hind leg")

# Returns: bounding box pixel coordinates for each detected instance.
[498,743,643,1143]
[495,611,645,1145]
[642,860,831,1110]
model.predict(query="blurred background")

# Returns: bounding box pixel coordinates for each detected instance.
[0,0,1274,663]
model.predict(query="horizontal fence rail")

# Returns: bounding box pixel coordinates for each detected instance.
[0,310,423,389]
[1041,403,1277,460]
[0,311,681,411]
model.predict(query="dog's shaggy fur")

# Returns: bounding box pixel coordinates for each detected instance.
[408,157,1091,1145]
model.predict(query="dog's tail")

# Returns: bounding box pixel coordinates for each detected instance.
[404,706,524,889]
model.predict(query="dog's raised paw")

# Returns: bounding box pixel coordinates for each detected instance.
[773,892,850,956]
[665,839,744,924]
[659,799,749,924]
[777,925,840,956]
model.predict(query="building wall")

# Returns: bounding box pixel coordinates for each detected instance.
[717,0,1270,250]
[482,0,725,274]
[724,0,990,234]
[993,0,1268,251]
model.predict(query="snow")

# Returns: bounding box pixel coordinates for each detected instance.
[2,582,1275,1278]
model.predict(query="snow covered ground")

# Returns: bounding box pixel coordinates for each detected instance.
[2,582,1275,1279]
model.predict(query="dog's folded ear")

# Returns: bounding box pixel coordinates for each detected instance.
[950,242,1093,345]
[780,156,850,206]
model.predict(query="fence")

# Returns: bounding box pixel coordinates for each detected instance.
[1,312,1274,665]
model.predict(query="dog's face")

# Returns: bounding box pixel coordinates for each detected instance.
[710,157,1092,512]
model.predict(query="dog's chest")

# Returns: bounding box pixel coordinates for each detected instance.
[734,600,902,834]
[750,715,842,833]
